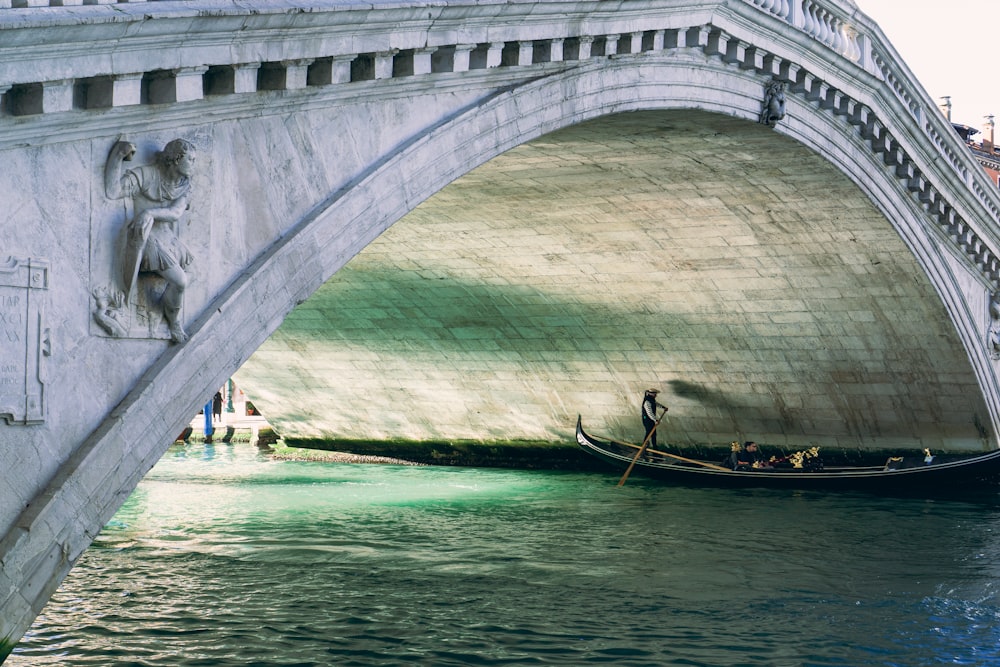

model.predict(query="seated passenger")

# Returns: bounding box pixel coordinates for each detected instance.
[730,441,767,471]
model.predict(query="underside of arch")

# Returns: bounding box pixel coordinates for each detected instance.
[236,109,992,452]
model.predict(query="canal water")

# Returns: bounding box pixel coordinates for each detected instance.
[10,442,1000,666]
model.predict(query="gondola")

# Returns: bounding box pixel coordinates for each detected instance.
[576,415,1000,492]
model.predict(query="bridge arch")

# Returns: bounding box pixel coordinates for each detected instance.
[234,56,998,449]
[4,0,1000,657]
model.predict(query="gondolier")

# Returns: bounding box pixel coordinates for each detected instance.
[641,389,667,450]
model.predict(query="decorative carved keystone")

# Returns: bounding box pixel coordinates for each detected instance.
[759,80,786,127]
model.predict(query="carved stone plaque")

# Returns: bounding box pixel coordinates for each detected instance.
[0,257,49,425]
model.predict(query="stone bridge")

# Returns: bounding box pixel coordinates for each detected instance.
[4,0,1000,656]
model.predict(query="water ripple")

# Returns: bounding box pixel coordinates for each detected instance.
[10,444,1000,666]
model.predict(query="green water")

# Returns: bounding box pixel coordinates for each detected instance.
[10,442,1000,666]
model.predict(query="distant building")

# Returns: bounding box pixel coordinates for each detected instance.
[941,96,1000,186]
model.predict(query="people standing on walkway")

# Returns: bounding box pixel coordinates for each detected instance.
[213,391,223,423]
[641,389,667,450]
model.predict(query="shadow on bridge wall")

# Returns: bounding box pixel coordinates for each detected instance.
[234,103,993,455]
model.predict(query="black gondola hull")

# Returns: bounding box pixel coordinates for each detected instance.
[576,416,1000,492]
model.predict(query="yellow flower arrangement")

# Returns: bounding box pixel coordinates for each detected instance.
[731,442,822,470]
[787,446,821,469]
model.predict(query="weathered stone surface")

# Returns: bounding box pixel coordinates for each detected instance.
[236,111,992,452]
[3,0,1000,658]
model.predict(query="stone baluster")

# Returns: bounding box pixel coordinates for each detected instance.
[831,12,847,53]
[577,36,595,60]
[794,0,810,32]
[805,0,818,36]
[831,12,846,54]
[809,4,826,41]
[846,27,862,63]
[818,3,832,40]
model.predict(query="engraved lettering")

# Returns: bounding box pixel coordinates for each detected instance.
[0,257,48,424]
[0,306,22,342]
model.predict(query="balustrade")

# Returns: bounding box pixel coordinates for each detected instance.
[2,0,999,287]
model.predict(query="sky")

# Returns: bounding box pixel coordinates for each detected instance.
[857,0,999,129]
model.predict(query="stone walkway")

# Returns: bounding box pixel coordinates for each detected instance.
[182,410,425,465]
[184,410,272,443]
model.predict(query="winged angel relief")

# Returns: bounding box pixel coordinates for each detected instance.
[94,139,197,343]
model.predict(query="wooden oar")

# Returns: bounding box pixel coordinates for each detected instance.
[593,430,731,472]
[617,414,662,487]
[610,437,731,472]
[643,447,731,472]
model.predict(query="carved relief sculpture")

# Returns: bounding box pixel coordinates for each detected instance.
[102,139,197,343]
[759,80,786,127]
[989,290,1000,358]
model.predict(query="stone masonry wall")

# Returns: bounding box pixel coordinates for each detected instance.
[237,110,993,453]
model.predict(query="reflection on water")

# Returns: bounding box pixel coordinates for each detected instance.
[10,442,1000,666]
